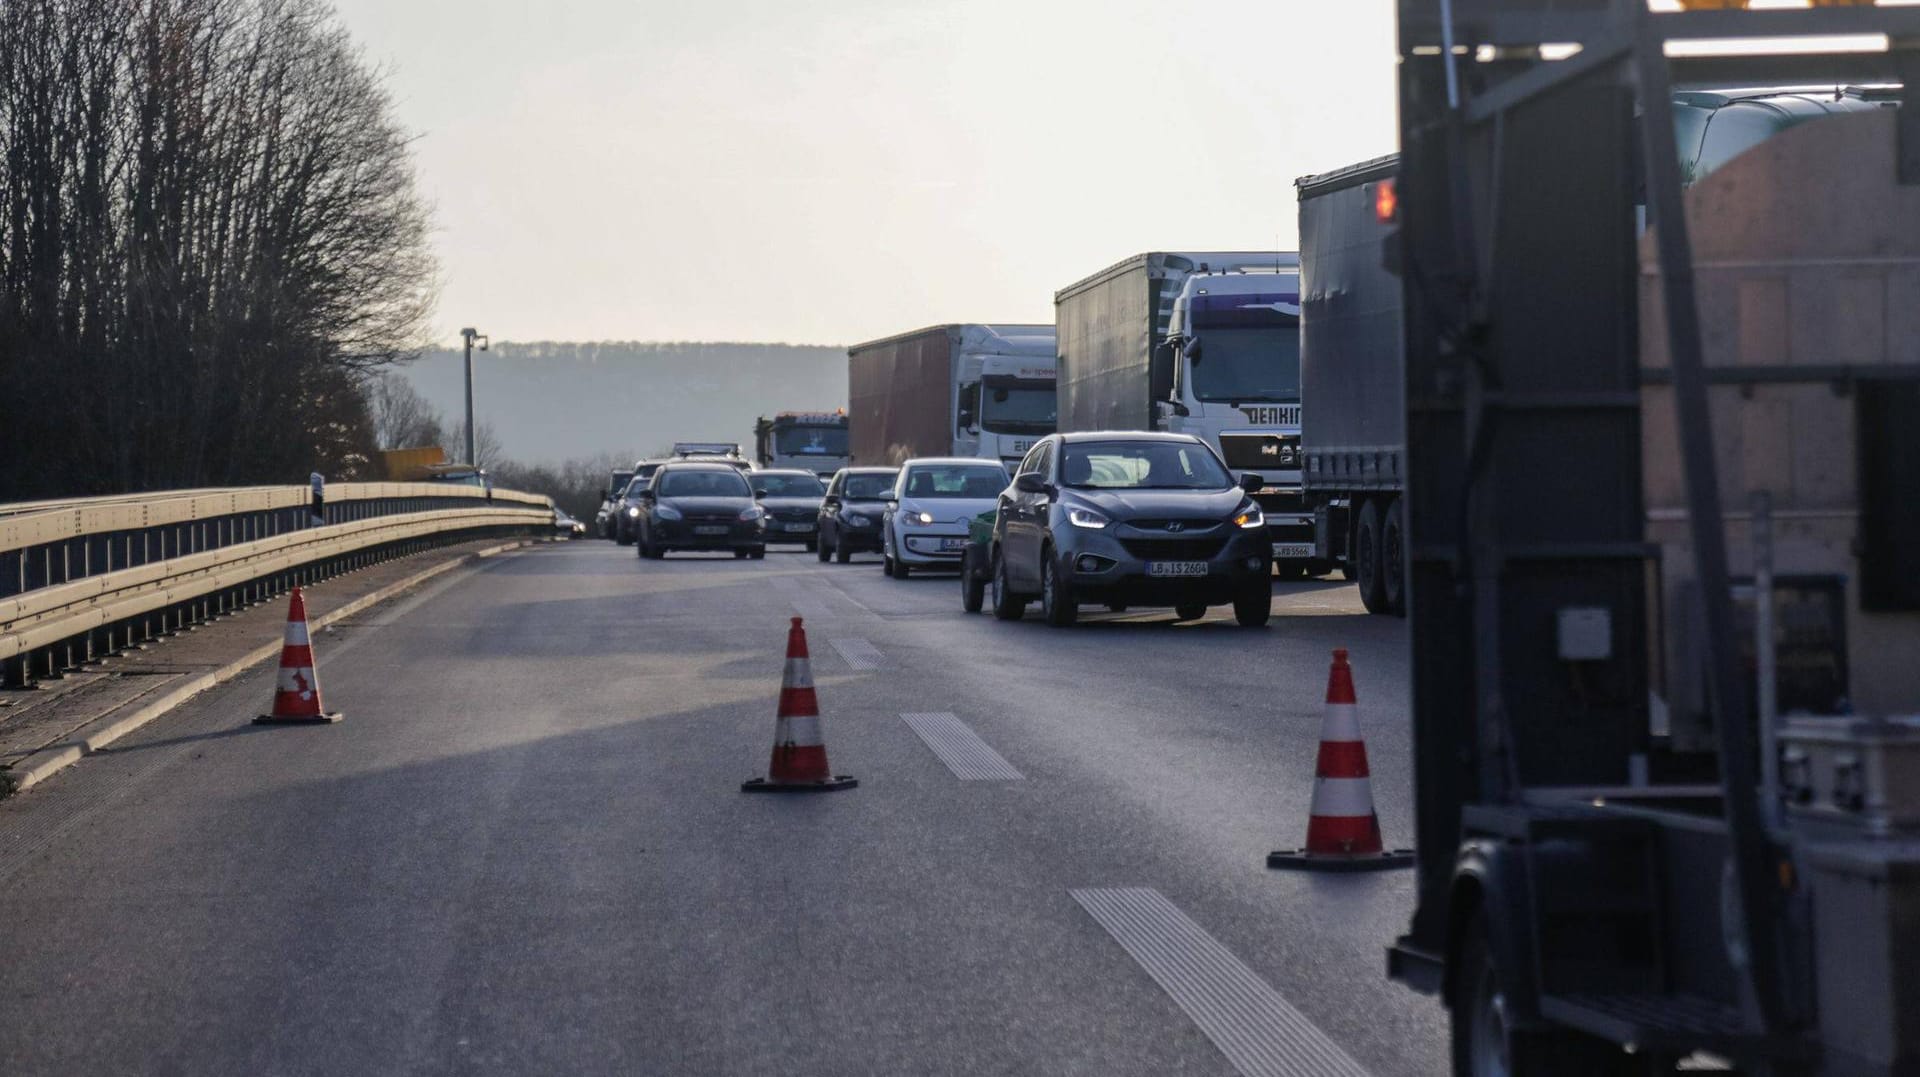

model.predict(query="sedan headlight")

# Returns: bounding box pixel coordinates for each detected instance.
[655,504,684,521]
[1067,507,1110,529]
[738,506,765,522]
[1233,503,1265,529]
[626,506,641,518]
[844,513,873,528]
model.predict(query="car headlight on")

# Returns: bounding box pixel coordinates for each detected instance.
[626,506,641,518]
[655,504,683,521]
[901,509,935,526]
[738,506,765,522]
[1233,503,1265,529]
[1068,507,1110,529]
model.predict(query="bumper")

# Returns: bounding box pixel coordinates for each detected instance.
[896,526,969,565]
[833,519,884,552]
[652,520,765,550]
[764,520,819,544]
[1058,525,1271,605]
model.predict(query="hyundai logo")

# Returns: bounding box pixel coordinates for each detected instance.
[1165,521,1186,532]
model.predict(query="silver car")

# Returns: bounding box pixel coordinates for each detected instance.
[880,458,1012,579]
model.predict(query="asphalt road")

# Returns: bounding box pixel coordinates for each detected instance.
[0,540,1447,1076]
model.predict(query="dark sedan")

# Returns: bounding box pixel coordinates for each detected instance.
[635,462,767,560]
[989,432,1272,626]
[749,469,827,550]
[816,467,898,564]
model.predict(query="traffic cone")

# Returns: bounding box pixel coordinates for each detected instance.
[742,617,856,793]
[1267,649,1410,872]
[254,587,342,725]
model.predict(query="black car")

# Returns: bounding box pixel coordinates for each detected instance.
[989,432,1272,627]
[816,467,898,564]
[635,462,767,560]
[614,459,671,545]
[749,469,827,550]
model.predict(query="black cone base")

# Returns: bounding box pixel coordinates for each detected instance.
[255,712,343,725]
[740,775,858,793]
[1267,847,1415,873]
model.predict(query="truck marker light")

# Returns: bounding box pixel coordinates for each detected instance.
[1373,178,1398,224]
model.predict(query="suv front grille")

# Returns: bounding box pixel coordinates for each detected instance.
[1120,537,1228,561]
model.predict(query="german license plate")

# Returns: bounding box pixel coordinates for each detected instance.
[693,525,728,536]
[1147,561,1208,577]
[939,537,966,552]
[782,523,815,533]
[1273,543,1314,559]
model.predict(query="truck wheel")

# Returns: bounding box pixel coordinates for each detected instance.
[1173,603,1207,622]
[1453,915,1647,1077]
[1382,497,1407,616]
[960,550,986,613]
[1354,500,1389,614]
[1040,550,1076,627]
[990,550,1027,621]
[1233,576,1273,627]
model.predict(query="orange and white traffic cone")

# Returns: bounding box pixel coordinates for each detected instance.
[742,617,856,793]
[1267,648,1410,871]
[254,587,342,725]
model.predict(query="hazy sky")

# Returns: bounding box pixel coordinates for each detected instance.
[330,1,1397,346]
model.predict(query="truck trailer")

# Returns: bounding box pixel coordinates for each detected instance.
[847,324,1056,471]
[1053,252,1315,570]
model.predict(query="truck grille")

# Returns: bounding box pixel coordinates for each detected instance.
[1219,434,1301,471]
[1120,537,1228,561]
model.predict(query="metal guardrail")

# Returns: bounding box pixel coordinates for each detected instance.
[0,483,553,687]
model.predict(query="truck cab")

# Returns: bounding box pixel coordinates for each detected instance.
[754,411,850,478]
[1159,265,1315,570]
[960,350,1057,473]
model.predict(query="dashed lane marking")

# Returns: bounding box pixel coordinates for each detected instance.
[900,712,1023,781]
[828,638,883,671]
[1070,887,1373,1077]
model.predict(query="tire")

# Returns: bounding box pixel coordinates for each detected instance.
[1173,603,1207,622]
[990,549,1027,621]
[1452,914,1649,1077]
[960,550,986,613]
[1106,602,1129,613]
[882,551,894,576]
[750,547,766,560]
[1382,496,1407,616]
[1354,499,1389,614]
[835,542,852,564]
[1234,576,1273,627]
[734,549,750,559]
[616,527,634,547]
[892,546,911,579]
[817,537,832,563]
[1040,548,1076,627]
[805,540,818,552]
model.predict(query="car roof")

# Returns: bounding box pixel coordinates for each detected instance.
[900,457,1012,468]
[753,468,823,478]
[1053,431,1207,445]
[838,466,899,475]
[655,461,749,475]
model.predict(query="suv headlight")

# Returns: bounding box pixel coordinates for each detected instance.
[1068,507,1110,529]
[1233,503,1265,529]
[655,504,683,521]
[739,506,765,522]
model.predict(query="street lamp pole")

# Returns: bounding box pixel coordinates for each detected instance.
[458,327,489,467]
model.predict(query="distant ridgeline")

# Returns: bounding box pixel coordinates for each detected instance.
[400,341,847,464]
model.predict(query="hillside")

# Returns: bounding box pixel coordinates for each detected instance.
[396,341,847,465]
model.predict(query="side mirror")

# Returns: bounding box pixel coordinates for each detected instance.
[1014,473,1048,495]
[1240,473,1265,493]
[640,489,657,502]
[1150,340,1176,402]
[822,495,840,508]
[886,500,899,512]
[753,489,767,499]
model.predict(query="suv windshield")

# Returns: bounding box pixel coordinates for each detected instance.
[901,465,1008,499]
[1060,441,1233,490]
[979,384,1056,435]
[752,472,826,497]
[840,473,896,499]
[1188,327,1300,403]
[774,426,849,456]
[657,469,751,498]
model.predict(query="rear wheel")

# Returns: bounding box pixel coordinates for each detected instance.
[1234,576,1273,627]
[960,549,986,613]
[990,549,1027,621]
[1354,499,1388,614]
[1173,603,1207,622]
[1040,549,1076,627]
[1382,497,1406,616]
[749,547,766,560]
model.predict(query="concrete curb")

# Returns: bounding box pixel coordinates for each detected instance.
[0,538,541,797]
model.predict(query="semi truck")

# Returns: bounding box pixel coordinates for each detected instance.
[752,410,849,476]
[1053,252,1316,571]
[847,324,1056,471]
[1295,87,1893,616]
[1383,3,1919,1073]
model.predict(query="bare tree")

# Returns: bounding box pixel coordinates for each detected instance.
[367,371,446,450]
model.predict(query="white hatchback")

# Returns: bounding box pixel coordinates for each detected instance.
[881,459,1011,579]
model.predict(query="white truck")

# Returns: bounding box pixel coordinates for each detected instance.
[847,324,1057,472]
[752,411,849,477]
[1054,252,1314,572]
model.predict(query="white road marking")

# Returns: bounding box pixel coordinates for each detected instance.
[828,638,883,671]
[900,712,1023,781]
[1071,887,1373,1077]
